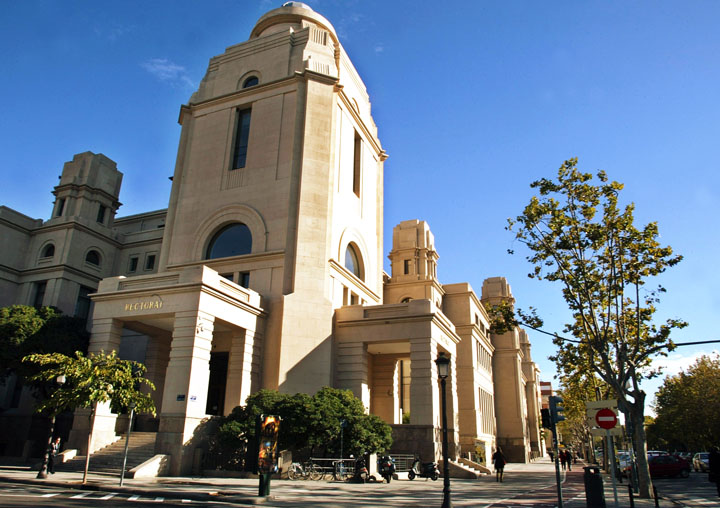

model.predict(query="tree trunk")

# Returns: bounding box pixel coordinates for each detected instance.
[629,401,653,498]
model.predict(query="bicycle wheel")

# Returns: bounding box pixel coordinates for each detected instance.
[287,463,300,480]
[309,463,323,481]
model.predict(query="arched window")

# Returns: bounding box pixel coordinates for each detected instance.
[344,244,363,280]
[206,223,252,259]
[242,76,259,88]
[41,244,55,258]
[401,297,412,303]
[85,250,101,266]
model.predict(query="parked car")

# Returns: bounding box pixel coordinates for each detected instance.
[647,454,690,478]
[693,452,710,472]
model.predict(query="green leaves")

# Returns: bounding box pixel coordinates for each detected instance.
[22,350,155,417]
[208,387,393,470]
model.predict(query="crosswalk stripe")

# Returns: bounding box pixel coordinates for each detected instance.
[100,493,117,500]
[128,495,140,501]
[153,497,165,502]
[70,492,91,498]
[41,493,59,497]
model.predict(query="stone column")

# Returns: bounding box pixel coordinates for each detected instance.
[224,327,260,413]
[408,338,440,460]
[142,333,171,429]
[157,311,215,475]
[447,351,460,460]
[68,318,124,453]
[336,342,370,409]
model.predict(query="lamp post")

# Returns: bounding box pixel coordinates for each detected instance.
[37,374,66,479]
[435,352,452,508]
[119,401,136,486]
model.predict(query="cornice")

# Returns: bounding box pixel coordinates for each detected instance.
[328,259,381,302]
[334,84,386,159]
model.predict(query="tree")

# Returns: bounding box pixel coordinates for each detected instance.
[208,387,392,470]
[648,354,720,451]
[23,350,156,483]
[507,159,686,498]
[0,305,89,381]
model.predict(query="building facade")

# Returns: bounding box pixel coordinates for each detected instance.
[0,2,543,473]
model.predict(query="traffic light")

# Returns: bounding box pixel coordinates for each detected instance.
[541,408,552,429]
[549,396,565,424]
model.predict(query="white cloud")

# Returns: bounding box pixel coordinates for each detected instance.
[651,349,719,376]
[374,43,384,53]
[141,58,194,88]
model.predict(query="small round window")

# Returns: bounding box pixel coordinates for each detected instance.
[344,244,363,280]
[206,223,252,259]
[242,76,259,88]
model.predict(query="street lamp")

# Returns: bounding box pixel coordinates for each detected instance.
[435,352,452,508]
[37,374,66,479]
[119,401,136,486]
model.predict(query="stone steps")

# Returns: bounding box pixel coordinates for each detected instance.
[59,432,157,475]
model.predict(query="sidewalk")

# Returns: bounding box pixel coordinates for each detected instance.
[0,459,679,507]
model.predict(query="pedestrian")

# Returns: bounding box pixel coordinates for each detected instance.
[709,446,720,498]
[548,449,554,462]
[560,449,567,471]
[492,447,507,482]
[566,450,572,471]
[47,436,61,474]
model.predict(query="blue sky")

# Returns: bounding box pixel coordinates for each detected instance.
[1,1,718,414]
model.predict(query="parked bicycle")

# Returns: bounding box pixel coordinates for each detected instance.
[287,461,324,480]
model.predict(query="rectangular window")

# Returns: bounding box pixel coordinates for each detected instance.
[33,281,47,307]
[55,198,66,217]
[231,109,252,169]
[128,256,139,273]
[239,271,250,288]
[96,204,107,224]
[144,254,156,271]
[350,293,358,305]
[403,259,410,275]
[221,273,234,282]
[74,286,92,322]
[352,131,362,196]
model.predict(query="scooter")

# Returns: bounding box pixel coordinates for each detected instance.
[351,457,369,483]
[378,455,396,483]
[408,458,440,481]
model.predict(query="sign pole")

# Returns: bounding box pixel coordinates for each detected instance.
[606,429,619,508]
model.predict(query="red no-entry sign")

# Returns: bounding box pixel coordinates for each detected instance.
[595,408,618,429]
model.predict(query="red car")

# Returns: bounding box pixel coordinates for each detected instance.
[648,455,690,478]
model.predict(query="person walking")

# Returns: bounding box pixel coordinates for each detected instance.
[492,447,507,482]
[559,449,567,471]
[565,450,572,471]
[709,446,720,498]
[47,437,61,474]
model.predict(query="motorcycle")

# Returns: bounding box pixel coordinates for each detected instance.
[408,458,440,481]
[378,455,396,483]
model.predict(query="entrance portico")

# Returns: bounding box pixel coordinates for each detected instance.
[335,299,460,462]
[68,265,265,475]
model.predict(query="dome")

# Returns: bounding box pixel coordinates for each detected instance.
[250,2,338,42]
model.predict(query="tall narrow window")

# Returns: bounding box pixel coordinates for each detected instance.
[96,204,107,224]
[145,254,156,271]
[403,259,410,275]
[74,286,92,322]
[128,256,139,273]
[232,109,252,170]
[352,131,362,196]
[344,244,363,280]
[239,271,250,288]
[33,281,47,307]
[55,198,66,217]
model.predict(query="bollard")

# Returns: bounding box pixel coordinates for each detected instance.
[628,483,634,508]
[653,485,659,507]
[583,466,607,508]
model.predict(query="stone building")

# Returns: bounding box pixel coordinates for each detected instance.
[0,2,543,473]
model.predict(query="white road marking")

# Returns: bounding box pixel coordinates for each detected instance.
[153,497,165,502]
[100,493,117,500]
[128,495,140,501]
[70,492,91,499]
[41,493,59,497]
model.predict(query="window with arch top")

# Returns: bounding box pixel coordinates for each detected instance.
[85,250,101,266]
[41,244,55,258]
[242,76,259,88]
[344,244,364,280]
[205,223,252,259]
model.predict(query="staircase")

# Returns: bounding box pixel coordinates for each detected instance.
[59,432,158,476]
